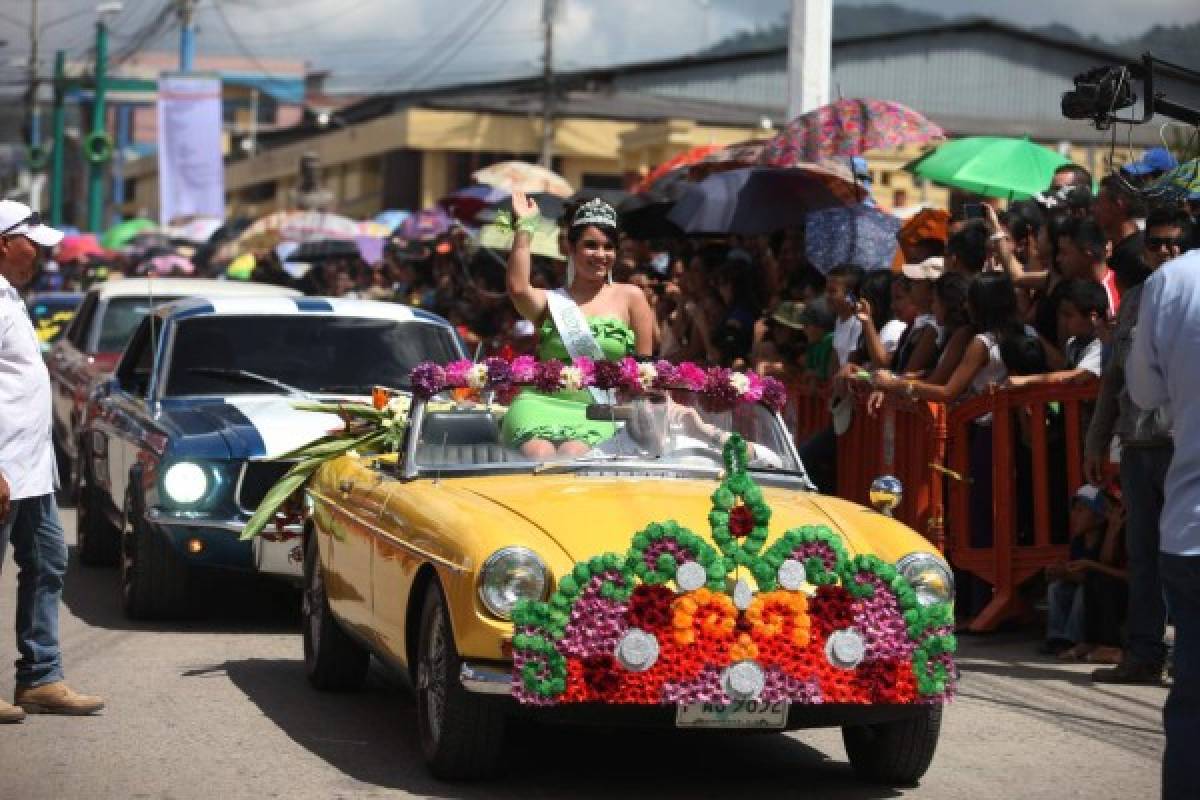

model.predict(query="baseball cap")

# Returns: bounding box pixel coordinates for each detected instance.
[901,256,944,281]
[771,301,806,330]
[0,200,64,247]
[1072,484,1107,517]
[1121,147,1178,177]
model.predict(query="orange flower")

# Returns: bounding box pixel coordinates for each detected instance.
[372,386,389,410]
[729,633,759,661]
[746,590,811,648]
[672,588,737,646]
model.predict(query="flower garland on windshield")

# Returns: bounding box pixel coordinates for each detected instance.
[409,356,788,412]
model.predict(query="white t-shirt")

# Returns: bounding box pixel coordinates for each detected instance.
[832,315,862,368]
[1066,336,1103,377]
[879,319,907,355]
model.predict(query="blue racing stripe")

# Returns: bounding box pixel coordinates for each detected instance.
[294,298,334,313]
[169,300,216,320]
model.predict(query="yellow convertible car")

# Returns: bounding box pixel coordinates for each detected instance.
[299,360,955,785]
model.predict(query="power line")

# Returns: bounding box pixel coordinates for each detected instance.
[397,0,512,91]
[210,0,287,81]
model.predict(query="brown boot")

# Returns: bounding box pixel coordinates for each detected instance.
[0,699,26,723]
[15,682,105,715]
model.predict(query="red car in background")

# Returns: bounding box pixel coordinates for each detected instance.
[48,278,300,489]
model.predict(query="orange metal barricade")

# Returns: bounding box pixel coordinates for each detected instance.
[943,383,1098,632]
[789,381,832,448]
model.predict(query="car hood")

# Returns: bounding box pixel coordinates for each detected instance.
[445,474,914,565]
[161,395,345,460]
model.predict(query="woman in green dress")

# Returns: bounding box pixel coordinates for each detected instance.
[502,191,655,459]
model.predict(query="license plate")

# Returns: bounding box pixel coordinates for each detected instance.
[675,699,789,729]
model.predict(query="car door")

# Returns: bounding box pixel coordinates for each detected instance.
[321,457,383,636]
[368,468,426,667]
[103,319,158,511]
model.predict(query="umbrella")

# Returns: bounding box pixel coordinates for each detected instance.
[805,205,902,274]
[688,139,770,180]
[905,136,1071,200]
[356,221,392,237]
[1144,158,1200,203]
[56,234,106,263]
[634,144,724,193]
[147,253,196,276]
[440,184,509,222]
[373,210,411,231]
[618,170,692,240]
[397,207,453,241]
[761,98,944,166]
[100,218,156,250]
[286,239,362,262]
[667,164,866,236]
[215,210,361,261]
[479,216,564,261]
[165,216,223,244]
[472,160,574,197]
[480,192,567,225]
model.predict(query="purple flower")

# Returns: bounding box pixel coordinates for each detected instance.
[510,355,537,383]
[703,367,740,408]
[761,377,788,412]
[652,359,678,389]
[593,360,623,390]
[617,357,642,392]
[743,371,765,403]
[409,362,446,398]
[535,359,564,393]
[483,357,511,388]
[443,359,472,388]
[675,362,707,391]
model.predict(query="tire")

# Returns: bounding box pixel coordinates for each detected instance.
[53,434,74,505]
[76,474,119,566]
[120,503,190,620]
[415,582,505,781]
[842,705,943,786]
[302,535,369,691]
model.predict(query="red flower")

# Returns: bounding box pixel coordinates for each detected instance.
[626,585,676,633]
[729,504,755,538]
[581,655,621,696]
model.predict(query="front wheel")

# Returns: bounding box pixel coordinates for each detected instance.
[415,582,505,781]
[120,503,190,620]
[842,705,943,786]
[302,534,369,691]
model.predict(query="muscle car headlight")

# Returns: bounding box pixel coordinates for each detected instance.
[896,552,955,606]
[478,547,548,620]
[162,461,209,506]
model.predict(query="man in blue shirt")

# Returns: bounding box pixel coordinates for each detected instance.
[0,201,105,723]
[1128,247,1200,800]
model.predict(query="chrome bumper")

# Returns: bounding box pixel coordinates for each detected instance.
[144,509,303,578]
[459,662,511,695]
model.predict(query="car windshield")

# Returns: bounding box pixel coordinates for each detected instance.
[163,315,460,397]
[411,390,803,477]
[96,296,182,352]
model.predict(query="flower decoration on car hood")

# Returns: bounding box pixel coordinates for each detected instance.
[409,357,788,412]
[511,436,955,707]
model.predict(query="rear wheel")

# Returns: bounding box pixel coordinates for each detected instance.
[76,469,119,566]
[302,534,369,691]
[842,705,943,786]
[121,501,190,619]
[415,582,505,781]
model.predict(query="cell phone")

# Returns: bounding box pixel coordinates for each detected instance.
[963,203,986,220]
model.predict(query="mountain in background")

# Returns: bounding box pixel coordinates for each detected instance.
[700,3,1200,73]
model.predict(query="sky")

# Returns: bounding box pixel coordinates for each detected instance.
[0,0,1196,95]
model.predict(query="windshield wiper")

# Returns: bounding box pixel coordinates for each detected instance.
[748,465,817,489]
[315,384,371,395]
[185,367,313,399]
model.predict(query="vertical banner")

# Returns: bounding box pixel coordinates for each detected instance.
[157,73,224,225]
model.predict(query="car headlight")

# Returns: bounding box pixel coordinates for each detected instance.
[478,547,548,620]
[162,462,210,506]
[895,552,955,606]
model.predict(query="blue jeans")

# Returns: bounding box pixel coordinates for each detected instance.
[1161,553,1200,800]
[1046,579,1085,644]
[1121,444,1172,667]
[0,493,67,687]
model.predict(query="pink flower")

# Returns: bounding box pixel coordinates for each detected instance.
[510,355,537,383]
[743,371,765,403]
[618,357,642,392]
[443,359,472,388]
[675,362,707,391]
[574,356,596,387]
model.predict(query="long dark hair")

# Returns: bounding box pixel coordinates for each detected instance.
[934,272,970,336]
[968,273,1042,371]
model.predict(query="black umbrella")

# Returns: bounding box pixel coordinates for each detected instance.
[618,171,690,240]
[285,239,361,262]
[477,192,567,225]
[667,166,864,236]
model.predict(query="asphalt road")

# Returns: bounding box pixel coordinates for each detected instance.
[0,506,1165,799]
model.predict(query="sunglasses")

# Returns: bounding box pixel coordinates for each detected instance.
[0,211,40,238]
[1146,235,1182,249]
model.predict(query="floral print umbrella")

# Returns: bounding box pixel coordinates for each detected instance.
[805,204,901,274]
[1144,158,1200,204]
[688,139,771,180]
[761,99,944,166]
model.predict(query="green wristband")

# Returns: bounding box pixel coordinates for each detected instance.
[515,215,541,235]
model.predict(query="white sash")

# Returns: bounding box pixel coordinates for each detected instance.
[545,288,611,403]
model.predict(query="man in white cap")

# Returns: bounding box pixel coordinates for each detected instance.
[0,201,105,723]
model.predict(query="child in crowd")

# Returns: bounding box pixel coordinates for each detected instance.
[800,297,836,383]
[824,263,864,369]
[1007,278,1107,387]
[1042,485,1110,656]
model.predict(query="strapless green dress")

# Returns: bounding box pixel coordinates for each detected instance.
[501,315,636,447]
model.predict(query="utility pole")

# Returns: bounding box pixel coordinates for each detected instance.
[87,10,113,233]
[50,49,65,226]
[786,0,832,120]
[178,0,196,72]
[26,0,40,145]
[538,0,557,169]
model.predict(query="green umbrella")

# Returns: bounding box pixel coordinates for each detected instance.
[100,217,157,250]
[905,136,1071,200]
[478,215,564,261]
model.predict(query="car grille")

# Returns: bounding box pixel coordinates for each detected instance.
[236,461,297,514]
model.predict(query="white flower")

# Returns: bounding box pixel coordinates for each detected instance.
[637,362,658,390]
[466,363,489,389]
[382,417,394,428]
[729,371,751,396]
[560,366,584,392]
[386,396,411,415]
